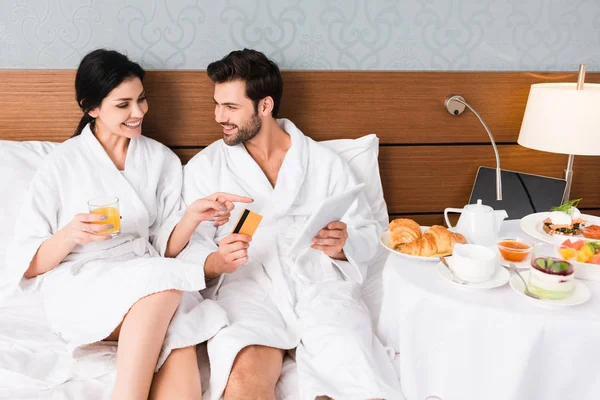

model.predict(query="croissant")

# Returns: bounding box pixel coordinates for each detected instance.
[399,225,467,257]
[389,218,422,249]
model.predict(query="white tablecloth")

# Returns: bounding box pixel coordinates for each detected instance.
[376,220,600,400]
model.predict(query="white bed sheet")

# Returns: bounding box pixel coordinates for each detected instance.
[0,290,114,399]
[0,253,392,400]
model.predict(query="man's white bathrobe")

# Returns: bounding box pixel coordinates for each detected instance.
[183,119,403,400]
[4,125,228,369]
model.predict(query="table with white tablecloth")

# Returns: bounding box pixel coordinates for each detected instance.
[376,220,600,400]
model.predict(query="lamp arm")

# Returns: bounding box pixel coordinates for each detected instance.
[453,97,502,201]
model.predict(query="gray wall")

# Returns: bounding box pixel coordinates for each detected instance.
[1,0,599,70]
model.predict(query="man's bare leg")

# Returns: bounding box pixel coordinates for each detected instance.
[223,345,284,400]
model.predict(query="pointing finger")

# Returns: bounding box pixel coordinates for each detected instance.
[215,192,254,204]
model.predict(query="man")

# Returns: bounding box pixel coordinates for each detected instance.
[183,49,403,400]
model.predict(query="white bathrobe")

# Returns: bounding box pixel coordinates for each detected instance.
[4,124,228,370]
[183,119,403,400]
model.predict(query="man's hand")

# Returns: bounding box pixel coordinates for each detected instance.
[311,221,348,260]
[204,233,252,279]
[165,192,252,258]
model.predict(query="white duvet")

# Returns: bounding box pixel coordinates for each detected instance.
[0,253,392,400]
[0,291,115,399]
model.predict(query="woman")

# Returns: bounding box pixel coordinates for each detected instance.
[6,49,251,399]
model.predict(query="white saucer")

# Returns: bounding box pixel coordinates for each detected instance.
[509,270,591,307]
[436,261,510,289]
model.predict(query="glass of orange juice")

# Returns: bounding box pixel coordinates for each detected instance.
[88,196,121,238]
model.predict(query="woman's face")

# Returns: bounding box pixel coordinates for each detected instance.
[88,77,148,139]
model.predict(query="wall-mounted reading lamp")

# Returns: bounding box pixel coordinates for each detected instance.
[445,95,502,201]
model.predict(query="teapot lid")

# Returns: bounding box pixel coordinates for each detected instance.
[464,199,493,213]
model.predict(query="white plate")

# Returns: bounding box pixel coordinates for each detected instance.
[520,212,600,280]
[380,227,439,262]
[436,258,510,289]
[509,270,591,307]
[520,212,600,245]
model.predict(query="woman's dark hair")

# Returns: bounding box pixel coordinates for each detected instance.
[73,49,145,136]
[207,48,283,118]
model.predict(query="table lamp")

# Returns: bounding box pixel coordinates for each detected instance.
[518,65,600,204]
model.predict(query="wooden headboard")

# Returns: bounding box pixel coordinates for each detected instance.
[2,70,599,224]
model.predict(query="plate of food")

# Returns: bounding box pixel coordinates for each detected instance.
[509,242,592,307]
[558,238,600,281]
[509,270,591,308]
[380,218,467,262]
[520,199,600,245]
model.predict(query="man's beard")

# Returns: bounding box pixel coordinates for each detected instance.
[222,113,262,146]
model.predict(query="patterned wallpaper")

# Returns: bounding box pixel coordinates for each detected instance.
[0,0,599,70]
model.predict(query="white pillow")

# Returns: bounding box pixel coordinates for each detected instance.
[0,141,59,266]
[320,134,389,231]
[320,134,389,325]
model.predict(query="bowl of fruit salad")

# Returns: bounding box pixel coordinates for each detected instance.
[528,243,576,299]
[560,238,600,281]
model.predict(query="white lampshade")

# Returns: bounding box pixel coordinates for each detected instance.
[518,83,600,156]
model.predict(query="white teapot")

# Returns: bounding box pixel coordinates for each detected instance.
[444,199,508,246]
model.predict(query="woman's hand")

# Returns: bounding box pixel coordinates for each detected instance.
[166,193,253,259]
[184,192,253,227]
[25,213,113,279]
[63,213,114,245]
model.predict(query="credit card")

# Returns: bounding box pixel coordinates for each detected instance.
[231,209,263,237]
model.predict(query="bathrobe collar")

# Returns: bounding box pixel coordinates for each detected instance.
[223,118,308,218]
[80,123,149,237]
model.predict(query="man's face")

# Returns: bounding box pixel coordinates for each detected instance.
[213,80,262,146]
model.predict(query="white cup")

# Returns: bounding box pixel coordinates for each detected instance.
[450,243,497,283]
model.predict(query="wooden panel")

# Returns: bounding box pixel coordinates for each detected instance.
[0,71,80,141]
[280,71,600,144]
[2,70,599,145]
[173,148,203,165]
[380,144,600,213]
[3,70,599,223]
[143,72,217,147]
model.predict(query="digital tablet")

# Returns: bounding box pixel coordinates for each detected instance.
[470,166,567,219]
[287,183,366,256]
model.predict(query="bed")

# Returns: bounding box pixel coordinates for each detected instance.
[0,128,392,400]
[1,70,599,399]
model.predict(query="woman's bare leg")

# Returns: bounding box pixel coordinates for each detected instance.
[149,345,202,399]
[110,289,183,400]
